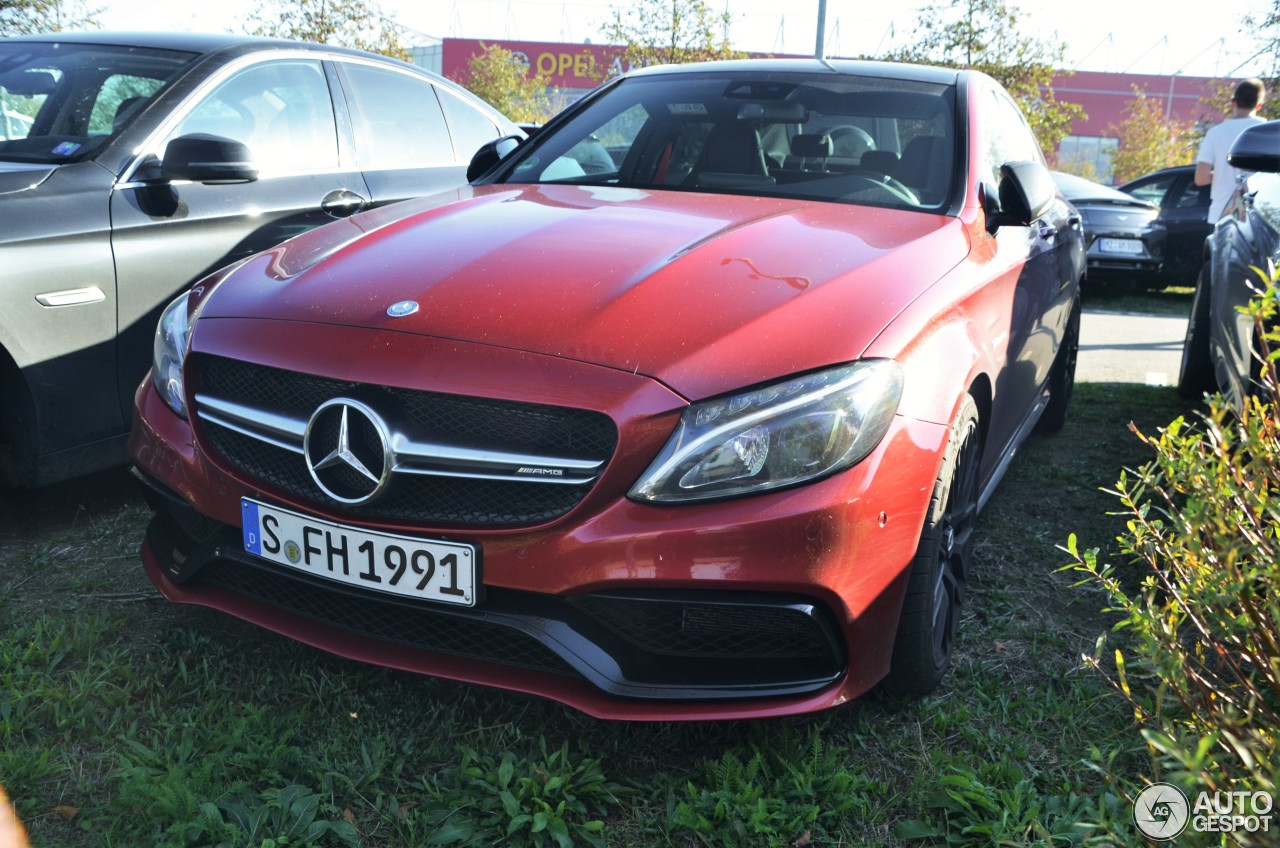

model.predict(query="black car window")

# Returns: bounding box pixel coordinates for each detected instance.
[436,87,501,162]
[174,59,338,173]
[341,63,452,168]
[1172,179,1210,210]
[0,42,194,162]
[1123,173,1176,206]
[503,71,956,212]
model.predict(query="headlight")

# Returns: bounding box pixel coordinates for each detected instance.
[629,360,903,503]
[152,292,194,417]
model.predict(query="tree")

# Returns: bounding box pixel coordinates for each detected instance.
[881,0,1084,160]
[457,44,552,125]
[1104,88,1196,184]
[1243,1,1280,119]
[603,0,745,73]
[246,0,409,61]
[1,0,99,35]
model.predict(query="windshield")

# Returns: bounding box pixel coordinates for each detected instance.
[502,70,958,212]
[0,41,196,164]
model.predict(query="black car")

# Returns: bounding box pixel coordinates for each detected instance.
[1119,164,1212,288]
[1179,120,1280,406]
[0,32,521,487]
[1051,170,1164,294]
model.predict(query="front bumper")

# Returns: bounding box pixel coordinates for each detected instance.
[129,344,949,720]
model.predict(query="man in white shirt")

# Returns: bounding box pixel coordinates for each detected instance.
[1195,78,1266,222]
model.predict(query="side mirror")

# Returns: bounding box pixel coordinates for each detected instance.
[1228,121,1280,174]
[467,135,524,182]
[162,133,258,184]
[993,160,1055,227]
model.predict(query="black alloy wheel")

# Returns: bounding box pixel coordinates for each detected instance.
[882,395,982,695]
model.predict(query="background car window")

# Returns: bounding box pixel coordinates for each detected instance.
[175,60,338,172]
[1123,174,1174,205]
[342,64,452,168]
[0,69,58,140]
[1173,180,1210,210]
[436,88,500,162]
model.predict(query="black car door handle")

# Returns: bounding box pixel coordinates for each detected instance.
[321,189,368,218]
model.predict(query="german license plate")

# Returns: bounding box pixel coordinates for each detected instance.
[1099,237,1143,255]
[240,498,478,607]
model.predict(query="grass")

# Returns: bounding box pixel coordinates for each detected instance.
[0,381,1192,847]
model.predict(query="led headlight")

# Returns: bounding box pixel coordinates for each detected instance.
[629,360,903,503]
[152,292,194,417]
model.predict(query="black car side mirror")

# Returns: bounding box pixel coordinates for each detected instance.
[467,135,524,182]
[162,133,258,184]
[988,160,1055,229]
[1228,121,1280,174]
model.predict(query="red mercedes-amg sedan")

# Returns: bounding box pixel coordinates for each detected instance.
[130,59,1085,720]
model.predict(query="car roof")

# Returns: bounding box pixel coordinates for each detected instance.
[0,30,396,63]
[1052,170,1156,204]
[624,58,963,87]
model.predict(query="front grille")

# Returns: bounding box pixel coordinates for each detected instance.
[199,560,577,674]
[192,355,618,525]
[572,594,834,660]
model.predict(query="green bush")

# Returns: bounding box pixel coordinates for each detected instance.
[1067,273,1280,836]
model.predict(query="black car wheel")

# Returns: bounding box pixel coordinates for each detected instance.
[1178,264,1216,401]
[883,395,981,695]
[1036,302,1080,433]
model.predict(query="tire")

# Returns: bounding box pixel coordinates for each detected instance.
[1177,264,1216,401]
[1036,301,1080,433]
[882,395,981,696]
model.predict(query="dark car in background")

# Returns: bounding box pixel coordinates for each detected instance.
[0,32,520,488]
[1120,164,1212,288]
[130,58,1084,718]
[1051,170,1163,294]
[1179,121,1280,405]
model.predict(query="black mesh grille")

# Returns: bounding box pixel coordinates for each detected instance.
[192,355,618,526]
[572,595,833,659]
[199,560,576,675]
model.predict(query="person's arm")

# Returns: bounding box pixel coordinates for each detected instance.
[1194,161,1213,186]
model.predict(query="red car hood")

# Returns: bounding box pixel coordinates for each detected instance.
[200,184,970,400]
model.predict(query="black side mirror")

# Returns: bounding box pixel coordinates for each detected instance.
[1228,121,1280,174]
[162,133,258,184]
[991,160,1055,227]
[467,135,524,182]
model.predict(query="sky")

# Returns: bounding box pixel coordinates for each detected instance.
[95,0,1275,80]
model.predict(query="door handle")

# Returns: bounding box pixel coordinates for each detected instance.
[1037,223,1057,241]
[321,189,368,218]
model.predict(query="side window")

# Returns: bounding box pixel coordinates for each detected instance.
[89,74,165,135]
[436,88,500,162]
[341,64,452,168]
[174,60,338,173]
[984,88,1042,185]
[1124,175,1175,206]
[1172,179,1210,210]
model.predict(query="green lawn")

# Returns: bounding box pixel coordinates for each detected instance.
[0,382,1190,847]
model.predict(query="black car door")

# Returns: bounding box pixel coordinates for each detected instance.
[1159,171,1212,285]
[109,56,372,419]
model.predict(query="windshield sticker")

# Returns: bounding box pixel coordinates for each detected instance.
[667,103,708,116]
[51,141,81,156]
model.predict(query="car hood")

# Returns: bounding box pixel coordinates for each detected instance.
[0,162,55,195]
[200,184,969,400]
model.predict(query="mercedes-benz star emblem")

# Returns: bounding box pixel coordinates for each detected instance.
[387,300,419,318]
[303,399,392,504]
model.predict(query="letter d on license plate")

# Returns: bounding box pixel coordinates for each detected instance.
[241,498,479,607]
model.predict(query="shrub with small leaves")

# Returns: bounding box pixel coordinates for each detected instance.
[1066,269,1280,839]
